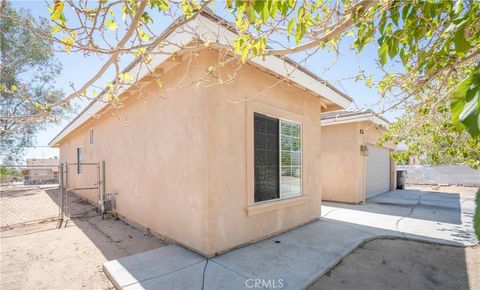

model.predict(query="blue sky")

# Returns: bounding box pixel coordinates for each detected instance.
[12,1,396,161]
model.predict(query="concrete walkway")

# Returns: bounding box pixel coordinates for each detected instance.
[104,188,478,290]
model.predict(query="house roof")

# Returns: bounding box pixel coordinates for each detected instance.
[49,10,352,147]
[320,109,390,127]
[199,10,353,103]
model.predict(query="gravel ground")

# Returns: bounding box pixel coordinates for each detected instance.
[308,238,479,290]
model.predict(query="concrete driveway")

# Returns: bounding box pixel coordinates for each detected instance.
[104,186,478,290]
[324,186,478,246]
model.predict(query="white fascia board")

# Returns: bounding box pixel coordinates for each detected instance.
[321,115,389,128]
[195,15,351,108]
[48,23,197,147]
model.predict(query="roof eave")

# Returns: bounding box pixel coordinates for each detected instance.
[50,12,352,146]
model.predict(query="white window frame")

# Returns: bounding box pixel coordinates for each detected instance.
[89,128,94,145]
[77,147,83,174]
[279,118,302,199]
[253,112,303,204]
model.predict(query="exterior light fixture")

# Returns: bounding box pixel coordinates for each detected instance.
[360,145,369,156]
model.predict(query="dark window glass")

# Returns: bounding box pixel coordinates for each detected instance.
[254,113,279,202]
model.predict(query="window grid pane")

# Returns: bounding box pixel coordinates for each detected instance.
[254,113,280,202]
[280,120,301,198]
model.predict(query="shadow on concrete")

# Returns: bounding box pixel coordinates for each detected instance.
[324,188,464,225]
[103,216,477,290]
[101,186,476,289]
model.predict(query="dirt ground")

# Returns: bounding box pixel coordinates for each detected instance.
[1,184,478,289]
[309,238,480,290]
[0,185,166,290]
[310,185,480,290]
[1,184,61,228]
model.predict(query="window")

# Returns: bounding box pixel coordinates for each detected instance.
[89,128,94,145]
[77,147,83,174]
[254,113,279,202]
[254,113,302,202]
[280,120,302,198]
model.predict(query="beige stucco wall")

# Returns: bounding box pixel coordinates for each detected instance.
[321,120,396,204]
[59,52,210,253]
[58,48,326,256]
[203,60,324,255]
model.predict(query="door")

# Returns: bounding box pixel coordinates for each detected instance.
[366,145,391,199]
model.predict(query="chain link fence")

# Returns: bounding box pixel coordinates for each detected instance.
[1,164,61,229]
[63,162,103,218]
[0,161,105,230]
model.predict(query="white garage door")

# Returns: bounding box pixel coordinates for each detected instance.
[366,145,391,199]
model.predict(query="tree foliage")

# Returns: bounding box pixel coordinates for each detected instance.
[1,0,479,167]
[227,0,479,147]
[0,2,69,164]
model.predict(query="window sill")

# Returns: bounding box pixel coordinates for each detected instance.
[246,195,308,216]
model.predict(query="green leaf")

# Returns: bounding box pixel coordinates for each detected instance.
[388,38,399,59]
[451,67,480,137]
[414,26,427,42]
[119,72,134,82]
[378,41,388,65]
[454,28,470,55]
[152,0,169,11]
[399,48,409,66]
[134,47,147,58]
[391,10,399,26]
[241,46,249,63]
[137,29,151,42]
[459,93,480,136]
[51,25,62,35]
[262,2,270,23]
[287,18,295,36]
[253,0,264,13]
[106,19,118,31]
[60,37,74,53]
[50,1,65,24]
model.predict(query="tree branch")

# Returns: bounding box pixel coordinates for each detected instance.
[266,0,377,56]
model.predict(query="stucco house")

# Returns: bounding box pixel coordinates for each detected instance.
[49,11,353,256]
[320,109,396,204]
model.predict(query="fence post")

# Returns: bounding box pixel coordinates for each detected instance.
[102,161,106,198]
[59,163,64,220]
[97,162,101,203]
[65,162,68,218]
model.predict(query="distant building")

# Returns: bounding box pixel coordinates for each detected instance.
[25,157,59,184]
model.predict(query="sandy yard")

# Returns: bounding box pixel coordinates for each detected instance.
[311,184,480,290]
[0,185,166,290]
[1,183,478,290]
[308,238,479,290]
[1,184,61,228]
